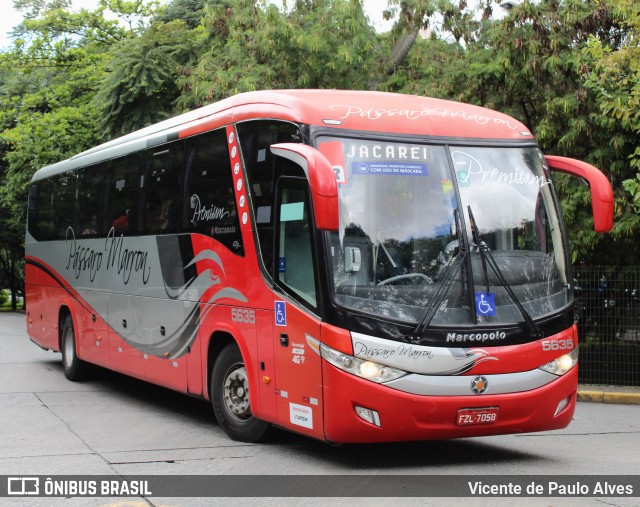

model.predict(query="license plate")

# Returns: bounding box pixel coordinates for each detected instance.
[456,407,499,426]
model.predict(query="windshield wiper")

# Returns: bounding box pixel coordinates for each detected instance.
[468,206,490,294]
[467,206,543,339]
[413,208,468,335]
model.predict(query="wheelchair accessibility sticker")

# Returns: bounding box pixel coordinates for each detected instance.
[275,300,287,326]
[475,292,496,316]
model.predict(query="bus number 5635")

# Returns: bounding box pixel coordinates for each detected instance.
[231,308,256,324]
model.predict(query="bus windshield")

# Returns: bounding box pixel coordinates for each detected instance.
[318,136,571,327]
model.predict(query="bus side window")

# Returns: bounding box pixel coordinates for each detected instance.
[236,120,302,277]
[53,171,77,239]
[275,178,318,310]
[106,154,141,236]
[76,164,105,238]
[27,180,55,241]
[182,129,244,255]
[141,142,182,235]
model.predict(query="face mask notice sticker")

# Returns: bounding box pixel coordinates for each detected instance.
[352,161,428,176]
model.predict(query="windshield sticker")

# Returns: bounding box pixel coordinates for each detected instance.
[455,167,471,187]
[332,165,346,184]
[345,143,429,161]
[352,162,428,176]
[452,151,545,188]
[318,140,347,184]
[475,292,497,317]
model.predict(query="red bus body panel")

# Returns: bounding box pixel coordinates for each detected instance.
[322,365,577,443]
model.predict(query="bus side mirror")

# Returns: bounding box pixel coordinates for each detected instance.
[545,155,614,233]
[270,143,339,231]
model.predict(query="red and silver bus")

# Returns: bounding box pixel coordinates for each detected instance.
[25,90,613,443]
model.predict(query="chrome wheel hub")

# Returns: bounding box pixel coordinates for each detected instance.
[223,363,251,422]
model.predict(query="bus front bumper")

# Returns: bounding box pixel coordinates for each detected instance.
[322,363,578,443]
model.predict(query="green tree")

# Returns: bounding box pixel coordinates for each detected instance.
[157,0,211,28]
[0,0,160,307]
[93,20,195,137]
[583,0,640,215]
[490,0,631,265]
[2,0,639,273]
[386,0,639,264]
[178,0,378,108]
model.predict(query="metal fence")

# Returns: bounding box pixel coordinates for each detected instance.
[573,266,640,386]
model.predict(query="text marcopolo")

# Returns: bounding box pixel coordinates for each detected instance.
[446,331,507,343]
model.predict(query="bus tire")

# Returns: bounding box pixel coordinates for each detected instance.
[61,314,88,381]
[211,343,272,442]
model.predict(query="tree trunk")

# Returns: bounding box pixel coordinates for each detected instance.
[371,6,427,90]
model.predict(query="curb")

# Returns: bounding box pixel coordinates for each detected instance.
[577,390,640,405]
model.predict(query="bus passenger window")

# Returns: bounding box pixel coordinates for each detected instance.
[76,164,105,238]
[53,171,77,239]
[141,142,182,235]
[106,154,141,236]
[27,181,55,241]
[182,129,244,255]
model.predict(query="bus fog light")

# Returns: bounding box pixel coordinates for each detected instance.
[539,347,579,376]
[355,406,381,427]
[554,396,570,417]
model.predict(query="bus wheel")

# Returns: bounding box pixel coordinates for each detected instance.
[211,343,272,442]
[61,315,88,381]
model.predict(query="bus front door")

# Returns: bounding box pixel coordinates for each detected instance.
[271,176,324,440]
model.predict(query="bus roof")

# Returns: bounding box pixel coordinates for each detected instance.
[33,90,533,181]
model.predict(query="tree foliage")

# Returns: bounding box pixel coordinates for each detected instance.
[382,0,640,264]
[93,20,195,137]
[176,0,380,108]
[156,0,210,28]
[583,1,640,209]
[1,0,640,308]
[0,0,160,307]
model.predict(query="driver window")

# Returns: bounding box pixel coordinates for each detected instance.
[275,178,317,310]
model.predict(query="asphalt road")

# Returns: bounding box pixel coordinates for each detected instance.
[1,311,639,507]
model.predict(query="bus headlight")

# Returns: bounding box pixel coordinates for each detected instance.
[319,343,407,383]
[539,347,579,376]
